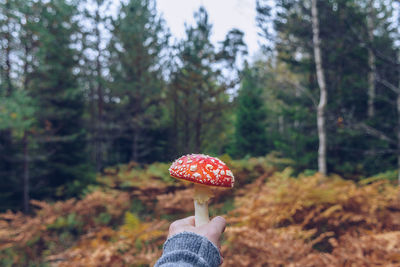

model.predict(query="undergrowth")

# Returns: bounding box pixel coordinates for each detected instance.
[1,155,399,266]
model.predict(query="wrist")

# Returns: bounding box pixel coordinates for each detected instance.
[163,231,222,266]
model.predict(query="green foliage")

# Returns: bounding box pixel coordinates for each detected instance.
[0,90,35,137]
[301,169,318,177]
[0,0,399,215]
[361,170,398,184]
[168,7,246,156]
[210,197,235,218]
[47,213,83,233]
[27,0,93,199]
[0,90,36,211]
[107,0,169,164]
[94,212,112,226]
[97,161,174,189]
[0,248,17,267]
[146,163,173,183]
[254,0,399,177]
[130,199,145,216]
[231,64,269,158]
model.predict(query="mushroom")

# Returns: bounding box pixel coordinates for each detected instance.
[169,154,235,226]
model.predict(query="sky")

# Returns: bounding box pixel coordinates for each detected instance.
[156,0,261,59]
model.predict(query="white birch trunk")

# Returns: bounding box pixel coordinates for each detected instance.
[367,1,376,118]
[397,92,400,187]
[279,115,284,134]
[397,51,400,187]
[311,0,327,176]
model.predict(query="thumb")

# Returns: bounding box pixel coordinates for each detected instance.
[209,216,226,235]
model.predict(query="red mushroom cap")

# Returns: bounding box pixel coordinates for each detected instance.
[169,154,234,188]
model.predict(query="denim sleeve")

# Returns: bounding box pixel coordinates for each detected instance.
[154,232,221,267]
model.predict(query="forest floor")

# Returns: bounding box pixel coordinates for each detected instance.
[1,154,400,266]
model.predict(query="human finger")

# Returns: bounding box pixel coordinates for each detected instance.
[179,216,195,226]
[168,216,195,237]
[173,216,195,227]
[208,216,226,235]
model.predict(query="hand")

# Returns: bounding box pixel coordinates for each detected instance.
[168,216,226,249]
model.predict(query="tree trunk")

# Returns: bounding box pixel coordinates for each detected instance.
[173,87,178,156]
[311,0,327,176]
[195,95,203,153]
[23,132,30,213]
[95,8,104,171]
[132,129,139,162]
[397,52,400,187]
[397,92,400,186]
[5,35,12,94]
[183,89,190,154]
[22,25,33,213]
[89,77,97,166]
[5,0,12,95]
[367,1,376,118]
[279,115,284,134]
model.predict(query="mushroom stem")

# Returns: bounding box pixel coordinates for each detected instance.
[193,184,213,227]
[194,200,209,226]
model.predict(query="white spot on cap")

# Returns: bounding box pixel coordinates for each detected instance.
[190,165,197,172]
[178,160,183,164]
[226,170,233,177]
[220,170,225,175]
[193,173,201,179]
[206,164,213,170]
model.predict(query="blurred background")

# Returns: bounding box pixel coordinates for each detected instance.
[1,0,400,266]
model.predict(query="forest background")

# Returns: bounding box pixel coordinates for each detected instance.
[1,0,400,212]
[1,0,400,266]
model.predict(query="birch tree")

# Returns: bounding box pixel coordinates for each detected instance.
[397,60,400,186]
[374,2,400,186]
[395,2,400,188]
[311,0,327,176]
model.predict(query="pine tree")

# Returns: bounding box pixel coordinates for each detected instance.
[0,0,40,211]
[29,0,92,199]
[232,64,268,158]
[0,90,36,211]
[107,0,169,163]
[0,0,16,95]
[0,0,17,210]
[79,0,111,171]
[169,7,246,156]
